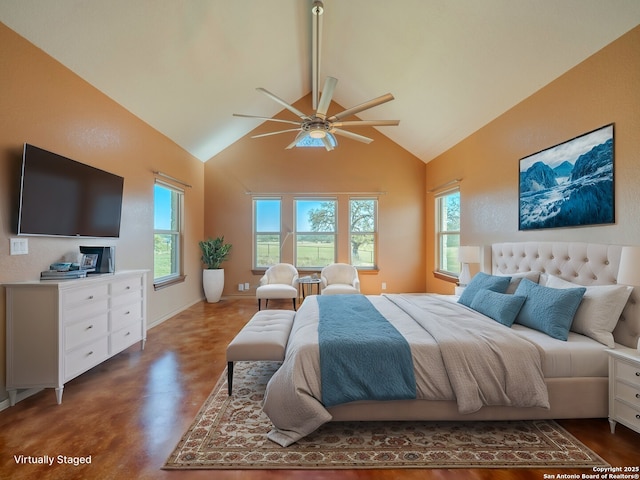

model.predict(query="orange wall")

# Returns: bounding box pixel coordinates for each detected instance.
[204,93,427,296]
[425,25,640,294]
[0,23,205,402]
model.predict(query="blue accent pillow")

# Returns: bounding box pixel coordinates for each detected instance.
[458,272,512,307]
[470,289,526,327]
[514,278,586,340]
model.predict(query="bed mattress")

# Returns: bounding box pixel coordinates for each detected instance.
[437,295,610,378]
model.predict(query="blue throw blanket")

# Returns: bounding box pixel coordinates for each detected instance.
[317,295,416,407]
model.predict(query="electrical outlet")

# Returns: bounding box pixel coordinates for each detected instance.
[244,282,250,290]
[381,282,387,290]
[238,283,244,291]
[10,238,28,255]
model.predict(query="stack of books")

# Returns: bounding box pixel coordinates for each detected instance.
[40,270,88,280]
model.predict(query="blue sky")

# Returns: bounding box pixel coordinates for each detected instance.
[256,199,329,232]
[154,185,172,230]
[256,199,280,232]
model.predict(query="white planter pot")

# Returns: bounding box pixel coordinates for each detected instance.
[203,269,224,303]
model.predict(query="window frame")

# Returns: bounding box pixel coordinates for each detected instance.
[294,197,337,269]
[349,197,378,269]
[435,188,461,277]
[153,180,184,289]
[253,197,282,269]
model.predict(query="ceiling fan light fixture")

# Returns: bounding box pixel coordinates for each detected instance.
[232,0,398,150]
[309,129,326,139]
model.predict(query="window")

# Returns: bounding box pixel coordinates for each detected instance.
[295,199,336,268]
[350,198,377,268]
[296,133,337,148]
[436,189,460,276]
[154,181,183,285]
[254,198,281,268]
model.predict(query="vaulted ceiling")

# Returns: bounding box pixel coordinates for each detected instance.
[1,1,639,163]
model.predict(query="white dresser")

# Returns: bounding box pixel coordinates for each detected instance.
[607,346,640,435]
[4,270,147,405]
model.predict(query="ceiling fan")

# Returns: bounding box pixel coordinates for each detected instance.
[232,1,399,151]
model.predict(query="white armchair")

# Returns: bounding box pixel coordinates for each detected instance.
[256,263,299,310]
[320,263,361,295]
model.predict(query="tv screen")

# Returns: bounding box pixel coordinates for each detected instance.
[18,144,124,238]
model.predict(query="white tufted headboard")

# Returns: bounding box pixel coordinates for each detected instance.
[489,242,640,349]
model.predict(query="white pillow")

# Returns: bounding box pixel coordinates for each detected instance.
[497,271,541,294]
[545,275,633,347]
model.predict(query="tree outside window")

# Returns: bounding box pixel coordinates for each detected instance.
[296,199,336,268]
[350,199,377,268]
[436,190,460,275]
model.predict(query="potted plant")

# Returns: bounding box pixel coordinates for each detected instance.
[199,236,232,303]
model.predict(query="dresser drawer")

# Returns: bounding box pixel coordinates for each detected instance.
[615,359,640,388]
[63,284,109,307]
[111,276,143,297]
[111,290,142,309]
[64,337,109,381]
[64,299,109,324]
[111,302,142,332]
[615,380,640,408]
[613,399,640,431]
[111,323,143,354]
[65,314,109,351]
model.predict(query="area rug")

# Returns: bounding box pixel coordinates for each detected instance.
[163,361,609,470]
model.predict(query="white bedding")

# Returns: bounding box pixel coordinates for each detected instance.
[263,293,552,446]
[438,295,611,378]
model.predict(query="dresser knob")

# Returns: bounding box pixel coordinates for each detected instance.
[636,393,640,399]
[636,372,640,377]
[86,325,93,330]
[88,295,94,300]
[87,351,93,356]
[637,414,640,420]
[125,332,130,336]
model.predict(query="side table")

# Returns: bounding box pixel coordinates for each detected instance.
[607,346,640,434]
[297,276,321,299]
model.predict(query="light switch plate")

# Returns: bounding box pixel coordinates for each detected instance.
[10,238,28,255]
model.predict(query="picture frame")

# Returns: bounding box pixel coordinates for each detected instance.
[519,124,614,230]
[81,253,99,270]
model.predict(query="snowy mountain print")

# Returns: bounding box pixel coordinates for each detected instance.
[519,125,614,230]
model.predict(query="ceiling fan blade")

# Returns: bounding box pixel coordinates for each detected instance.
[251,128,302,139]
[257,87,310,120]
[286,131,308,149]
[330,128,374,144]
[327,93,395,122]
[315,76,337,120]
[331,120,400,127]
[233,113,302,126]
[321,135,334,151]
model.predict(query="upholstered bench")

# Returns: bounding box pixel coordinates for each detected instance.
[226,309,296,395]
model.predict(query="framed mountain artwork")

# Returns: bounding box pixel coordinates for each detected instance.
[519,124,614,230]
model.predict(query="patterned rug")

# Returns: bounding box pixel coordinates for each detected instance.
[163,361,609,470]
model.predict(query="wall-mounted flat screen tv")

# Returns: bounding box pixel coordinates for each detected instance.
[18,144,124,238]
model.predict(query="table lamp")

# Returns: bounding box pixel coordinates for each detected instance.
[458,246,481,286]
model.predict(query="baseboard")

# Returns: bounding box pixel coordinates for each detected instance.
[0,387,43,411]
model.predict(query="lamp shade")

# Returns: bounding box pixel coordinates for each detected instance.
[458,246,480,264]
[617,246,640,286]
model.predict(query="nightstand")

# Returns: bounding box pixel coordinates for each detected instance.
[607,346,640,434]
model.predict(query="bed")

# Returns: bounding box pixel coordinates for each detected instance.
[261,242,640,446]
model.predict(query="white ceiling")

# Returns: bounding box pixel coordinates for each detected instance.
[1,1,639,163]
